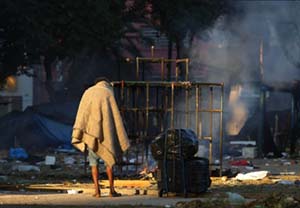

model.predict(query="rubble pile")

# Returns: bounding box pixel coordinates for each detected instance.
[175,193,300,208]
[0,148,88,185]
[1,145,300,208]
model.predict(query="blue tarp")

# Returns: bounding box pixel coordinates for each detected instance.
[0,101,79,151]
[33,114,73,145]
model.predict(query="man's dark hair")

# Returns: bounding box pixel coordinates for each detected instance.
[94,77,111,84]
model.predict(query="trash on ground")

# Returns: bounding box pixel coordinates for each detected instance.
[227,192,246,205]
[276,180,295,185]
[12,164,40,172]
[9,148,28,160]
[64,156,76,165]
[235,170,268,180]
[67,189,80,194]
[279,171,296,175]
[229,159,252,166]
[45,155,56,165]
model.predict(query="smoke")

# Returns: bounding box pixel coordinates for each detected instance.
[189,1,300,85]
[185,2,300,157]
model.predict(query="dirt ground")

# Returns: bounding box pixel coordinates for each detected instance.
[1,150,300,207]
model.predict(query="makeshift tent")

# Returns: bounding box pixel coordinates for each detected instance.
[0,101,79,151]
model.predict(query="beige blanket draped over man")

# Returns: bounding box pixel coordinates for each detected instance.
[71,78,130,197]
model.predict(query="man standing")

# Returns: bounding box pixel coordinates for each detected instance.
[71,77,130,197]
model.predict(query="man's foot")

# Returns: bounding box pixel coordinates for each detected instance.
[92,189,101,198]
[109,191,122,197]
[92,194,101,198]
[93,194,101,198]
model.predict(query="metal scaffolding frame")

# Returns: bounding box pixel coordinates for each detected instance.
[112,81,224,175]
[135,57,189,81]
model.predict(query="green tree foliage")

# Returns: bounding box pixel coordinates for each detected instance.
[0,0,236,84]
[0,0,127,82]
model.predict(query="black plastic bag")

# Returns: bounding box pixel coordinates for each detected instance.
[150,128,199,160]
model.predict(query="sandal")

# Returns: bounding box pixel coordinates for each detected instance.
[110,191,122,197]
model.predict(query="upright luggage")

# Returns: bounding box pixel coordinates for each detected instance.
[151,129,211,197]
[156,157,211,196]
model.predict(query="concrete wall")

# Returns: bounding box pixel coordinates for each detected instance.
[0,72,33,112]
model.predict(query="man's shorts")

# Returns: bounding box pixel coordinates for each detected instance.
[88,148,105,167]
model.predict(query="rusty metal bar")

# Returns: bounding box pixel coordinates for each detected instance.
[112,81,224,174]
[146,83,150,134]
[137,57,187,62]
[119,107,166,112]
[185,59,189,81]
[136,57,163,62]
[157,87,164,132]
[171,82,175,129]
[175,65,179,81]
[199,87,202,140]
[113,81,224,87]
[151,45,154,58]
[161,59,165,81]
[195,85,199,137]
[165,58,188,62]
[163,86,169,130]
[209,87,213,165]
[197,109,222,113]
[135,57,189,82]
[219,85,224,176]
[203,136,212,140]
[126,86,130,134]
[132,86,137,135]
[185,85,189,128]
[136,57,140,80]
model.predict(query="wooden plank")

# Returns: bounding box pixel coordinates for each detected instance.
[100,180,155,188]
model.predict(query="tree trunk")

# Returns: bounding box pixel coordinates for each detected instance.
[43,55,56,102]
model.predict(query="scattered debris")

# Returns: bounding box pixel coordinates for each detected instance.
[45,155,56,165]
[54,147,76,153]
[175,199,230,208]
[242,147,257,158]
[276,180,295,185]
[247,193,300,208]
[235,171,268,180]
[12,164,40,172]
[9,148,28,160]
[64,156,76,165]
[227,192,246,205]
[280,171,296,175]
[229,159,252,166]
[1,146,300,208]
[67,189,80,194]
[282,161,291,166]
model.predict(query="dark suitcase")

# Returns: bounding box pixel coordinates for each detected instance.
[156,157,211,196]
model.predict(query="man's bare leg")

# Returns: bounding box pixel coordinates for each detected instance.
[106,166,121,197]
[91,166,100,197]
